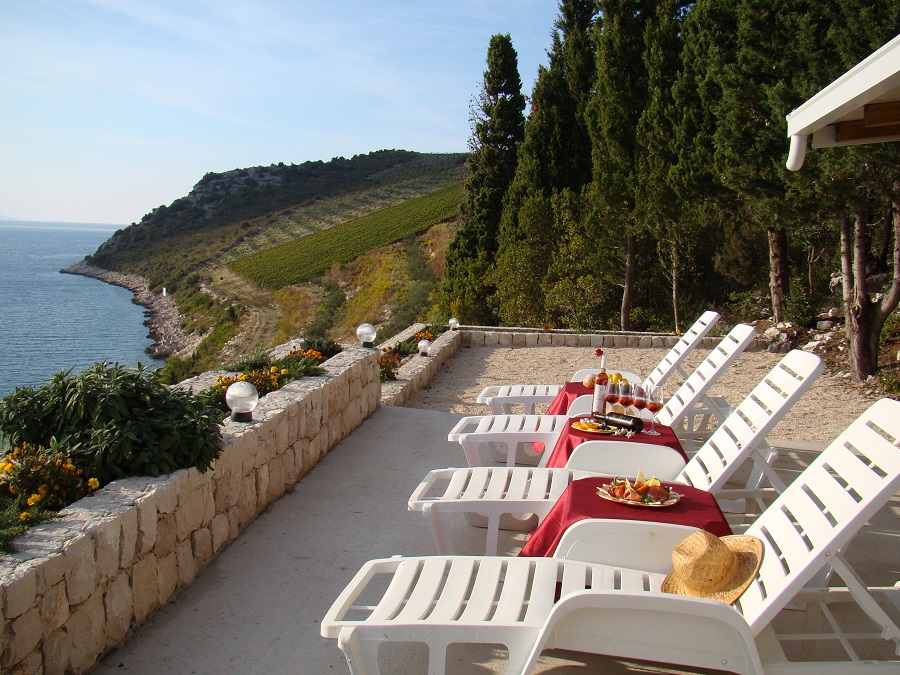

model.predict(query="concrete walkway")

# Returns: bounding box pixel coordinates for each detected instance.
[92,406,900,674]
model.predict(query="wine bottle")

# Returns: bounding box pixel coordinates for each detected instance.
[591,353,609,418]
[599,412,644,433]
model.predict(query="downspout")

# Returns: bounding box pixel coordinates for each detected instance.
[786,134,808,171]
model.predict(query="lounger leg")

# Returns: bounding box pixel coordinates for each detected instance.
[485,513,501,556]
[339,627,383,675]
[423,504,455,555]
[461,439,484,467]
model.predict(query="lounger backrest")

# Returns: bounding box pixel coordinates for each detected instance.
[737,398,900,634]
[677,350,824,492]
[643,310,721,389]
[655,323,756,429]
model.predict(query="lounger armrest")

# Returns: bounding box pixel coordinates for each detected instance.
[321,557,404,637]
[553,519,699,573]
[446,415,483,441]
[408,467,455,510]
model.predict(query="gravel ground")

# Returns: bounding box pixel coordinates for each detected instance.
[405,344,880,444]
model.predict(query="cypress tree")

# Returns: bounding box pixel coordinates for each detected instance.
[633,0,695,332]
[587,0,653,330]
[440,33,525,324]
[494,2,599,327]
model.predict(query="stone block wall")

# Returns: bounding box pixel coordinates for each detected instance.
[458,327,769,352]
[380,324,461,406]
[0,347,379,674]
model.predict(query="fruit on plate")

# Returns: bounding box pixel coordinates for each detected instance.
[572,418,604,431]
[602,474,673,504]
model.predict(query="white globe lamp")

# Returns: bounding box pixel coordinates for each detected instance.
[356,323,377,348]
[417,339,432,356]
[225,381,259,423]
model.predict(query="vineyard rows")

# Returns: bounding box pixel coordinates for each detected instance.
[227,183,463,290]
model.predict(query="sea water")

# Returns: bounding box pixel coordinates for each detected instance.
[0,220,158,398]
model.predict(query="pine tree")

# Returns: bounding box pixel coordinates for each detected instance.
[440,34,525,324]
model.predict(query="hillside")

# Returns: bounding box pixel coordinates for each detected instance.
[87,150,466,289]
[77,150,467,381]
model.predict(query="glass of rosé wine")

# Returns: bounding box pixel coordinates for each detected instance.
[631,385,647,416]
[643,384,665,435]
[603,382,619,415]
[616,383,634,415]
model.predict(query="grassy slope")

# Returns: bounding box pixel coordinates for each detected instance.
[227,183,463,289]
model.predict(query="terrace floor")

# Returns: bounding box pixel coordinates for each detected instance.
[92,404,899,674]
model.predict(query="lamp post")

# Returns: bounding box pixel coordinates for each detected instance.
[356,323,377,348]
[448,317,460,330]
[417,339,432,356]
[225,381,259,423]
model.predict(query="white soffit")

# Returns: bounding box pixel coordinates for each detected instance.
[786,33,900,170]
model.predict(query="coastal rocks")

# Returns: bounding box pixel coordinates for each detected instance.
[60,262,198,359]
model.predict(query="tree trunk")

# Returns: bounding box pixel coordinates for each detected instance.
[807,245,816,300]
[848,210,876,379]
[875,199,893,271]
[671,241,682,334]
[768,227,789,323]
[621,234,636,331]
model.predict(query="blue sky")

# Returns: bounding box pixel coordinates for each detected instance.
[0,1,559,225]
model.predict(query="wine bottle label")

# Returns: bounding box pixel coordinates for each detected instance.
[592,382,606,417]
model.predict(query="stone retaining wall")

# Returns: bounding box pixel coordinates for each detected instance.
[459,327,770,351]
[378,325,769,408]
[379,324,461,407]
[0,347,379,674]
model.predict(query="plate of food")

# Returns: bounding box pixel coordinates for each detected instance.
[597,472,683,507]
[571,418,615,434]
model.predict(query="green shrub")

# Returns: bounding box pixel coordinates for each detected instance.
[783,281,817,328]
[0,363,223,485]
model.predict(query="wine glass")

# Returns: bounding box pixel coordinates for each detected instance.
[616,383,634,415]
[643,384,665,435]
[603,382,619,417]
[631,385,647,416]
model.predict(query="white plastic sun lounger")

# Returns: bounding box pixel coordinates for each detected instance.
[323,398,900,675]
[450,323,757,468]
[412,350,824,555]
[477,310,720,414]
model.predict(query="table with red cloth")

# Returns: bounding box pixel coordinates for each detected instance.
[544,416,687,469]
[518,476,732,557]
[545,381,593,415]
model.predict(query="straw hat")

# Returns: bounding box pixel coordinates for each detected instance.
[662,530,763,605]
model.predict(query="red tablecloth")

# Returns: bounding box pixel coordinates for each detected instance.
[546,382,593,415]
[544,416,687,468]
[519,477,732,557]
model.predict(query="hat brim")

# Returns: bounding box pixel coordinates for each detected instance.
[661,535,763,605]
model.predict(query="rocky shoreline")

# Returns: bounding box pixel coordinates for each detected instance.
[60,261,198,359]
